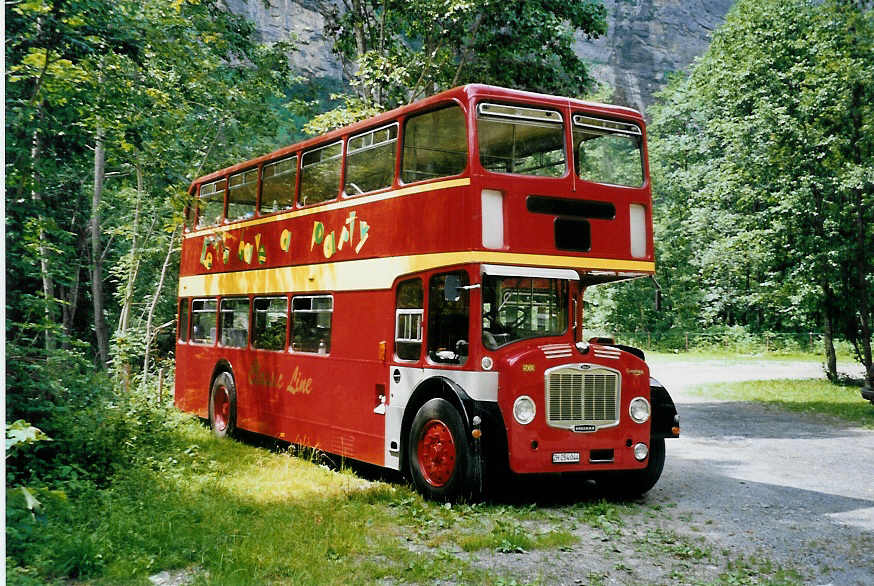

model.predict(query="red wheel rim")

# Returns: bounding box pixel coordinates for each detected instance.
[417,420,456,487]
[213,386,230,432]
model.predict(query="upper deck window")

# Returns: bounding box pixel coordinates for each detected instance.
[197,179,226,228]
[227,169,258,222]
[477,103,565,177]
[573,115,644,187]
[300,141,342,206]
[345,123,398,195]
[261,156,297,214]
[401,105,467,183]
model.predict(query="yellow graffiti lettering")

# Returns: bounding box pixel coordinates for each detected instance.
[323,231,336,258]
[286,366,313,395]
[311,221,325,250]
[280,229,292,252]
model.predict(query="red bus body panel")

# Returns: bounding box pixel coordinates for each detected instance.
[175,85,658,474]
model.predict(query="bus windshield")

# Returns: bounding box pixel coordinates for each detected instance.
[481,275,568,349]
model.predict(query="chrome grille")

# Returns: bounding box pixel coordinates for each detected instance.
[546,367,619,429]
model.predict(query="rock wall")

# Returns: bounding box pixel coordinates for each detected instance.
[575,0,735,113]
[224,0,735,114]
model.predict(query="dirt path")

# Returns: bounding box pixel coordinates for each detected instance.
[647,357,874,585]
[467,358,874,585]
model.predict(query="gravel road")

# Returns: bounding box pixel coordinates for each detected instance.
[646,357,874,585]
[469,358,874,585]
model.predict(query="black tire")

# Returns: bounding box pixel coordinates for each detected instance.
[406,398,476,501]
[208,371,237,439]
[600,437,665,499]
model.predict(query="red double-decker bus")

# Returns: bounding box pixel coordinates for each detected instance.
[175,84,679,499]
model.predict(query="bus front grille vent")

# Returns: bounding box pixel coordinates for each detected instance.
[545,367,619,430]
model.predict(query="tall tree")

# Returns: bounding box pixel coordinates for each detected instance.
[309,0,607,132]
[643,0,873,385]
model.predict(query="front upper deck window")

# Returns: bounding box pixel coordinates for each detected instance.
[401,105,467,183]
[197,179,226,228]
[573,115,644,187]
[477,103,566,177]
[482,276,568,349]
[300,141,342,206]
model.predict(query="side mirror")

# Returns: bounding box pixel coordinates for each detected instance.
[444,275,461,302]
[651,275,663,312]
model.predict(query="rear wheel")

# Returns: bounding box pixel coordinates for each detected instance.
[209,372,237,438]
[407,398,475,501]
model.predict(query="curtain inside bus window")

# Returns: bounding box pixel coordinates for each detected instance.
[477,103,565,177]
[346,124,398,195]
[395,278,424,361]
[401,105,467,183]
[573,115,643,187]
[427,272,469,365]
[227,169,258,221]
[291,295,333,353]
[300,142,342,206]
[253,297,288,351]
[178,299,190,342]
[261,156,297,214]
[220,297,250,348]
[197,179,226,228]
[191,298,217,344]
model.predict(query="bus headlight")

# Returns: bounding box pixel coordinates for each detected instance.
[629,397,651,423]
[513,396,536,425]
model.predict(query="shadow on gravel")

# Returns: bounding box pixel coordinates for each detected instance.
[676,400,872,439]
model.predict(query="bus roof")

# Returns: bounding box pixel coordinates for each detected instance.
[189,84,645,189]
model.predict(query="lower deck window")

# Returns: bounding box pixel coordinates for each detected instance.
[253,297,288,351]
[220,297,250,348]
[191,298,217,344]
[291,295,333,354]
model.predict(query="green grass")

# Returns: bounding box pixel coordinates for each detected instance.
[694,379,874,428]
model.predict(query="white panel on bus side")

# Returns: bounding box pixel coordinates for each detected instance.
[384,367,499,470]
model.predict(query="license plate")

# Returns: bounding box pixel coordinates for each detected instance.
[552,452,581,464]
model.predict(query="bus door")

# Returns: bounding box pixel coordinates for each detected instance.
[384,271,472,469]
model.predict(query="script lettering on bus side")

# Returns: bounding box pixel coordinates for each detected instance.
[248,361,314,396]
[248,359,284,388]
[311,210,371,259]
[286,366,313,395]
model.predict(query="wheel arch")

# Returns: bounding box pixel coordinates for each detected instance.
[209,359,235,397]
[399,376,472,474]
[650,378,679,439]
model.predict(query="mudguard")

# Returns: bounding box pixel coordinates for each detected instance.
[650,377,680,439]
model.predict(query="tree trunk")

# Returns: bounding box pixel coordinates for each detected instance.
[143,227,179,382]
[853,186,873,390]
[91,125,110,367]
[31,104,56,353]
[117,161,143,334]
[822,302,838,383]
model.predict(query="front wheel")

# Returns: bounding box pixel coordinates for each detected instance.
[209,372,237,439]
[600,437,665,499]
[407,398,477,501]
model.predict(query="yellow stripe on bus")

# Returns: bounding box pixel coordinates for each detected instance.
[184,177,473,239]
[177,252,656,297]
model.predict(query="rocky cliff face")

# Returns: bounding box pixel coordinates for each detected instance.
[575,0,735,113]
[224,0,734,114]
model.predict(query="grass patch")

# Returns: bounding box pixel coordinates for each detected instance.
[694,379,874,428]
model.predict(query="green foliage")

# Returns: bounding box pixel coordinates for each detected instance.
[600,0,874,383]
[316,0,607,129]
